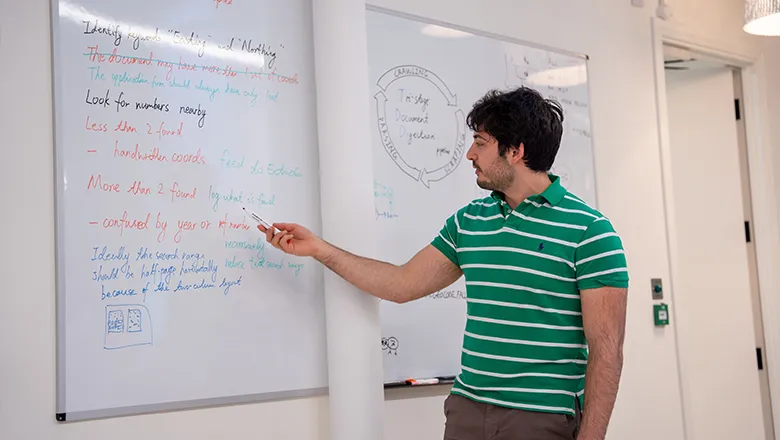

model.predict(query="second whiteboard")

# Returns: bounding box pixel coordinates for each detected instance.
[365,7,597,382]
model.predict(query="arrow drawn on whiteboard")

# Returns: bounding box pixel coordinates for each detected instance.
[375,91,423,181]
[376,65,458,106]
[420,110,466,188]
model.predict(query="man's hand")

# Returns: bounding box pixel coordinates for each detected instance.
[577,286,627,440]
[258,223,325,258]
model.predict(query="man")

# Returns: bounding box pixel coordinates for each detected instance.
[259,86,629,440]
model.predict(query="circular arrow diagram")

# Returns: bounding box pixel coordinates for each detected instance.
[374,65,465,187]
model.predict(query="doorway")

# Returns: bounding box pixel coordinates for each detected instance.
[661,43,774,440]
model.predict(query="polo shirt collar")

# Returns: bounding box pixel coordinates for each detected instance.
[490,173,566,206]
[539,173,566,206]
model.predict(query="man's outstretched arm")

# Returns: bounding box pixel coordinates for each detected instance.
[261,222,462,303]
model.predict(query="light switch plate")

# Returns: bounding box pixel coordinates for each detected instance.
[651,278,663,300]
[631,0,644,7]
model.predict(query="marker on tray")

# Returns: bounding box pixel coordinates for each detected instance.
[407,378,439,385]
[384,380,407,388]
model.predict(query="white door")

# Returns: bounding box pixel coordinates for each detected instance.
[665,64,766,440]
[733,70,776,440]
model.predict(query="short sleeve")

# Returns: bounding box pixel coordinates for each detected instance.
[431,213,459,266]
[574,217,629,291]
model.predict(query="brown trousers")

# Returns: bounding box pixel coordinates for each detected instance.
[443,394,581,440]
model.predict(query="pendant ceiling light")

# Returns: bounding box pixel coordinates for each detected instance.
[744,0,780,36]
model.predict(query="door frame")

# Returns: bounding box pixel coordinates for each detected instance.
[650,17,780,440]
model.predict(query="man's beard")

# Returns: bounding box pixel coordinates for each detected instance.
[475,161,514,192]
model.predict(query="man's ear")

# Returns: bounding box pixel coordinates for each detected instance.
[507,143,525,165]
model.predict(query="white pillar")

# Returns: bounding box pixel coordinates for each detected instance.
[311,1,385,440]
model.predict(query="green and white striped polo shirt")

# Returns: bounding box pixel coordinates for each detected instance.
[431,174,629,415]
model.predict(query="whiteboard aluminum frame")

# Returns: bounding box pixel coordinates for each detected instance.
[50,0,68,420]
[365,4,600,211]
[55,388,327,422]
[365,4,589,61]
[48,0,328,422]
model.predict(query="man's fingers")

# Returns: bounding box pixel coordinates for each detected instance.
[270,231,282,247]
[270,230,289,249]
[274,223,296,233]
[279,234,294,252]
[259,223,298,254]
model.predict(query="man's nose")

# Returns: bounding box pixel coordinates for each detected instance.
[466,143,477,161]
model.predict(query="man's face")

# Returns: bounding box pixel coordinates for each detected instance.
[466,131,516,192]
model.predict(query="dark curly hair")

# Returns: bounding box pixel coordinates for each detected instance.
[466,86,564,172]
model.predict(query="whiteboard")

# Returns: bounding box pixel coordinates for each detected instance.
[366,7,597,382]
[51,0,327,421]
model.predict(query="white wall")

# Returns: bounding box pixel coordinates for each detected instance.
[1,1,778,440]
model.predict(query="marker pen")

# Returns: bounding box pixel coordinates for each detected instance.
[243,207,274,230]
[407,378,439,386]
